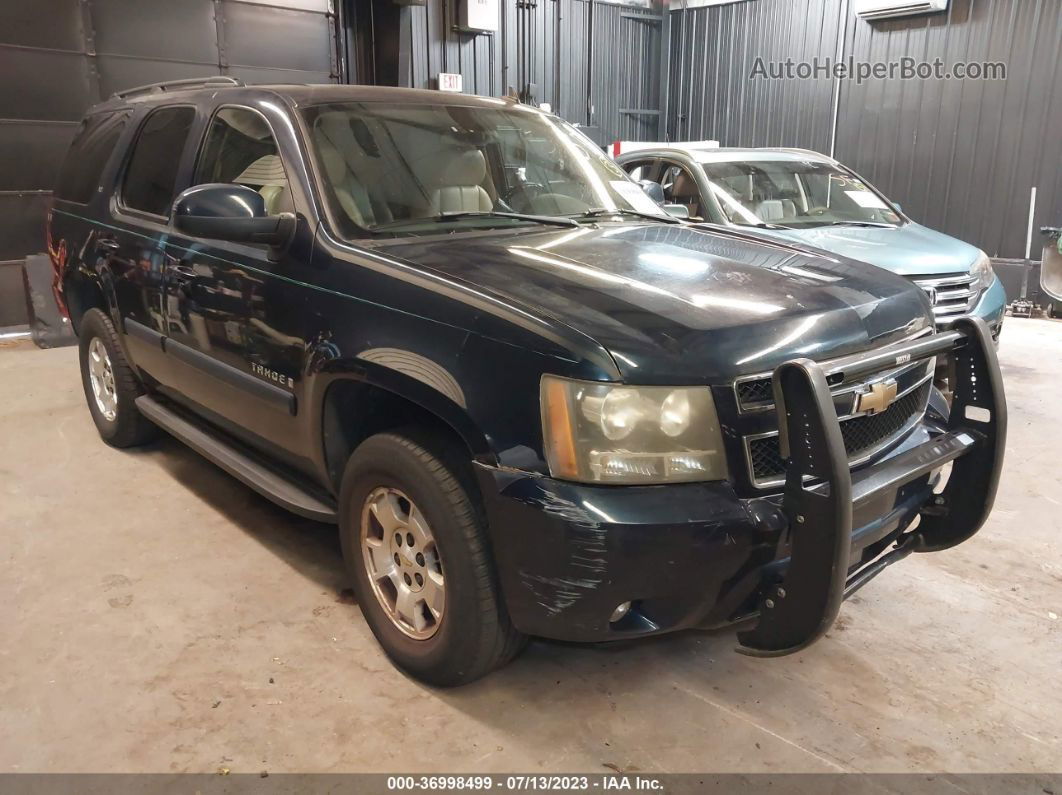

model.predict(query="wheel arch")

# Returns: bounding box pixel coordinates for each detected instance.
[63,270,108,337]
[315,363,496,494]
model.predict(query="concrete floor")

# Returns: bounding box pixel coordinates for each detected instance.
[1,319,1060,775]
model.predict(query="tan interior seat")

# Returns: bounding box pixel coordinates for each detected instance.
[754,199,785,223]
[669,170,701,219]
[313,114,393,228]
[233,155,292,215]
[429,149,494,214]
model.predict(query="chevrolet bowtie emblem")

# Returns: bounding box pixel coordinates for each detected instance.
[856,380,898,415]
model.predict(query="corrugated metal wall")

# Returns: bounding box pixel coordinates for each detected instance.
[668,0,846,149]
[667,0,1062,261]
[402,0,662,142]
[835,0,1062,261]
[0,0,339,327]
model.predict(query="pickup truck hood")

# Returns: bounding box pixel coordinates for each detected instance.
[748,222,981,277]
[371,223,933,383]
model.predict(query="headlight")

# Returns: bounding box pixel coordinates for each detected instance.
[540,376,728,484]
[970,251,995,292]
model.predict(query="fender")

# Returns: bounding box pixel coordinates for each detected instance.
[306,353,498,489]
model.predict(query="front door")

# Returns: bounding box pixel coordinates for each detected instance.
[160,105,311,459]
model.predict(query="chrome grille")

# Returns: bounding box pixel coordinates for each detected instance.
[911,273,977,320]
[746,380,932,485]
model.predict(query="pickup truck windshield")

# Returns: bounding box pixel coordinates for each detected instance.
[699,159,903,229]
[302,101,670,237]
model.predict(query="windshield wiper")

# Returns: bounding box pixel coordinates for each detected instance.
[578,208,680,224]
[815,221,896,228]
[373,210,579,231]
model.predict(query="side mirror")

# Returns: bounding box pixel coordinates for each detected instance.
[663,204,690,219]
[637,179,666,204]
[173,183,294,251]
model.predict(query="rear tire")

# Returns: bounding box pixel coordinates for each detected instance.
[78,308,158,448]
[339,430,525,686]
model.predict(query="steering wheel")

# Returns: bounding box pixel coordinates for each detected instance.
[805,206,830,217]
[502,182,548,212]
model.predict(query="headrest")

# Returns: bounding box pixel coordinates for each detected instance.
[314,129,347,181]
[756,200,785,223]
[435,149,487,187]
[234,155,286,187]
[671,171,697,196]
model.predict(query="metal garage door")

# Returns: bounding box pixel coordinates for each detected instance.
[0,0,340,327]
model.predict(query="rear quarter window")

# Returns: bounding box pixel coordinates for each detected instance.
[121,106,196,217]
[54,112,129,205]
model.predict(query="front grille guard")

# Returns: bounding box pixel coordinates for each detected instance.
[736,317,1006,657]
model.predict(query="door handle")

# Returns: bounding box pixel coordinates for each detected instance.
[96,238,120,255]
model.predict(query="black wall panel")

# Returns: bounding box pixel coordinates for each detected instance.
[1,0,86,50]
[668,0,845,150]
[833,0,1062,260]
[0,122,80,193]
[1,49,97,121]
[92,0,220,63]
[223,3,336,73]
[666,0,1062,261]
[399,0,660,145]
[0,0,339,327]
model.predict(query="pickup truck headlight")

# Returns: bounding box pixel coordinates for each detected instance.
[971,251,996,292]
[540,376,729,484]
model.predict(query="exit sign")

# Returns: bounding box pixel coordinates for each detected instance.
[438,73,463,92]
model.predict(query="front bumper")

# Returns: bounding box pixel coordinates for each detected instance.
[476,318,1006,651]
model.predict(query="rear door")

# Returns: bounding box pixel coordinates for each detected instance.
[107,104,198,381]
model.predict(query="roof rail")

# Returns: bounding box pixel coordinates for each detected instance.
[112,76,245,100]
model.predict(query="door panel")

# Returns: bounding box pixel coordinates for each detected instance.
[161,106,311,456]
[107,105,198,381]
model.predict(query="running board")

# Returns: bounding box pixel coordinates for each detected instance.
[135,395,337,523]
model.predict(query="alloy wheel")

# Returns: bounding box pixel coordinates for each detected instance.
[87,337,118,422]
[360,486,445,639]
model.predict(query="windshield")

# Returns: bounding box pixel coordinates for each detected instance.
[699,159,902,229]
[302,101,670,237]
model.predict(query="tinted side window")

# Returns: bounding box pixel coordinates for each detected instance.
[122,106,196,216]
[194,107,291,214]
[55,112,128,204]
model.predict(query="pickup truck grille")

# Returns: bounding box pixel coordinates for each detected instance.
[746,380,932,484]
[911,272,977,320]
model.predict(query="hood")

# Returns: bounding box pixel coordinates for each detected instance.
[749,222,982,277]
[370,223,934,383]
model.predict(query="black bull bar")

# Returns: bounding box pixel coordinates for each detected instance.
[737,317,1007,656]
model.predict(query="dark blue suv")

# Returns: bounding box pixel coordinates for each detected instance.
[48,78,1006,685]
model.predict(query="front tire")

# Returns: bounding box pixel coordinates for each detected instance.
[339,430,525,686]
[78,309,157,448]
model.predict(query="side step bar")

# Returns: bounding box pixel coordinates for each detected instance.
[135,395,337,523]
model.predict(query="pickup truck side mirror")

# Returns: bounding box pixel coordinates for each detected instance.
[173,183,295,251]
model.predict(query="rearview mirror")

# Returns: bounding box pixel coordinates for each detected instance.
[173,183,294,252]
